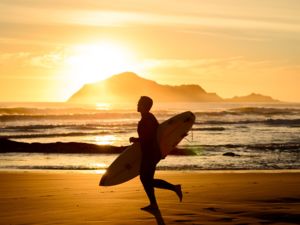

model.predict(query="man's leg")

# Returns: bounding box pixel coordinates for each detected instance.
[140,161,158,209]
[153,179,183,202]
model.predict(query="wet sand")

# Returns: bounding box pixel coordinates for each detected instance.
[0,171,300,225]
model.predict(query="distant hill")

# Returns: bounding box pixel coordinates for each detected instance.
[67,72,279,103]
[225,93,279,102]
[68,72,222,103]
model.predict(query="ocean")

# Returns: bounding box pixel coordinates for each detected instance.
[0,102,300,172]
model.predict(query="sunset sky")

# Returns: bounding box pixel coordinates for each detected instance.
[1,0,299,102]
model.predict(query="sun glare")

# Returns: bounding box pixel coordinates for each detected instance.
[95,135,117,145]
[65,42,136,85]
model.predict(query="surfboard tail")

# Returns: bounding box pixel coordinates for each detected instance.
[99,174,107,186]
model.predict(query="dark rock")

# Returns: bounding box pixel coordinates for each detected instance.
[0,138,195,156]
[223,152,240,157]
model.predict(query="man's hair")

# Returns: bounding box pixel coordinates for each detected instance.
[140,96,153,111]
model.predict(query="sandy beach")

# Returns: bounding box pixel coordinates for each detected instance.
[0,171,300,225]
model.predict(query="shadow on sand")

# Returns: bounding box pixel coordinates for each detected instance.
[142,207,166,225]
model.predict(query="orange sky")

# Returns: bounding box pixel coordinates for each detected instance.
[0,0,300,102]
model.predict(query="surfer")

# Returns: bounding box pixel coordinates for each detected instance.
[130,96,183,211]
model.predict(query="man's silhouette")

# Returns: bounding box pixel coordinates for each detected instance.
[130,96,182,211]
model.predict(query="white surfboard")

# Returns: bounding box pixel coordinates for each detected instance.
[99,111,195,186]
[99,143,142,186]
[157,111,195,158]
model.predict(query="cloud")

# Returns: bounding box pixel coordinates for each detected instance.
[1,1,300,34]
[29,52,65,69]
[139,57,272,71]
[0,52,30,61]
[138,57,297,82]
[0,50,65,69]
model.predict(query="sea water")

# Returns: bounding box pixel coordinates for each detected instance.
[0,102,300,172]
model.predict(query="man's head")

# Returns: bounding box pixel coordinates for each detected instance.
[137,96,153,113]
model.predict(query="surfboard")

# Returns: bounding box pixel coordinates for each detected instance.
[99,111,195,186]
[99,142,142,186]
[157,111,195,158]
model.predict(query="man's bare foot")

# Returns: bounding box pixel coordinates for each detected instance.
[175,185,183,202]
[141,204,159,212]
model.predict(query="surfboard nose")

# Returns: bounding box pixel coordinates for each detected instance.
[184,111,196,123]
[189,111,195,118]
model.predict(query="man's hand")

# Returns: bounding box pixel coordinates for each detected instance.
[129,137,139,143]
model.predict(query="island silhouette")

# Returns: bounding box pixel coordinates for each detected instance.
[68,72,279,103]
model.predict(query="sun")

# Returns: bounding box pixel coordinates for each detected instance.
[65,42,136,85]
